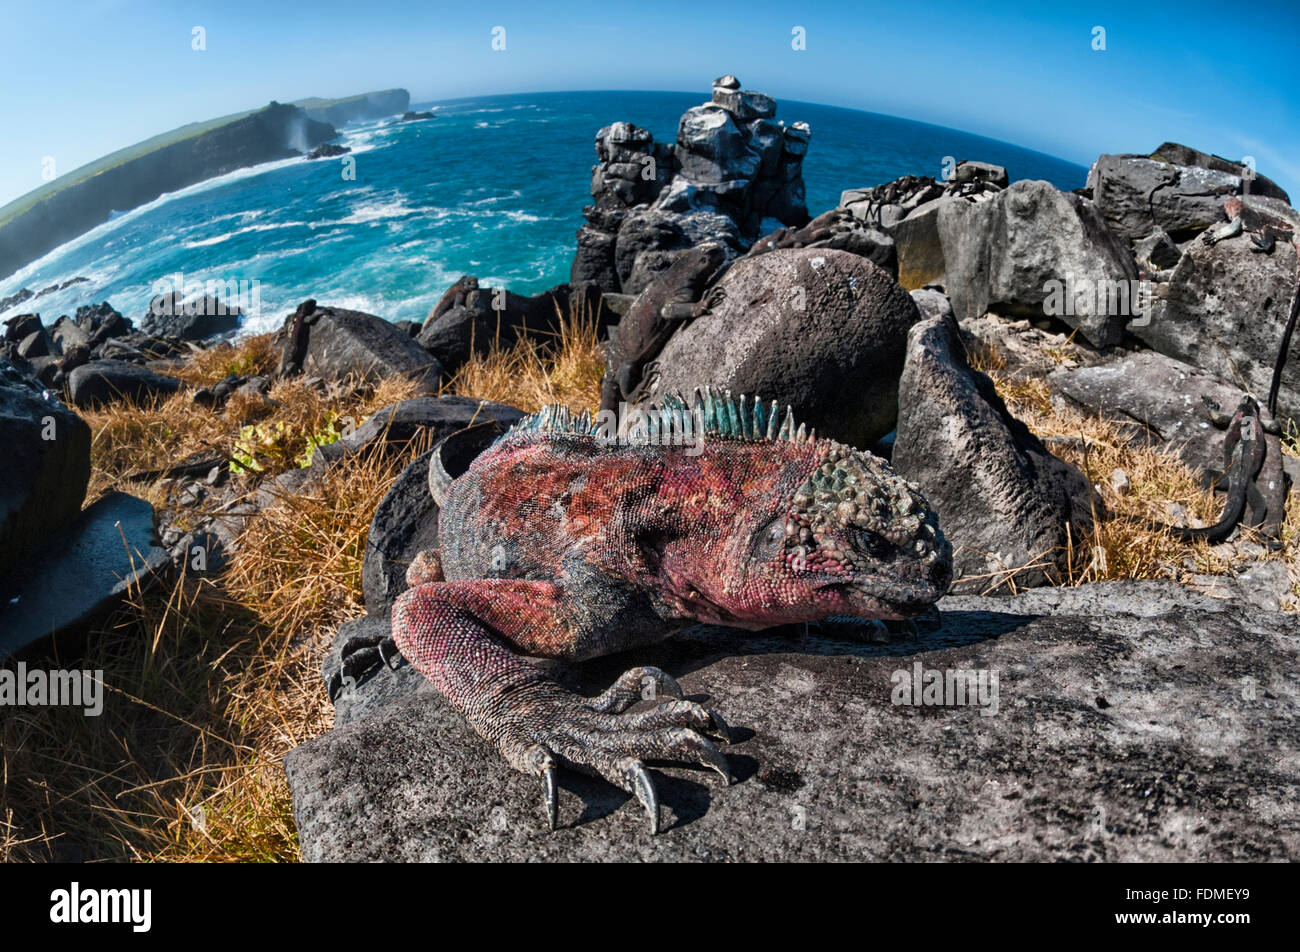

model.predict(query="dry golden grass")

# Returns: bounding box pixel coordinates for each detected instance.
[966,337,1299,594]
[1,333,430,862]
[443,298,605,413]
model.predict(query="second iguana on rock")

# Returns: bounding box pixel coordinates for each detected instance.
[599,243,730,413]
[344,388,952,834]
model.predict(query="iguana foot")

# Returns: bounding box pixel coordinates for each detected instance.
[497,667,732,834]
[693,283,727,317]
[328,631,401,700]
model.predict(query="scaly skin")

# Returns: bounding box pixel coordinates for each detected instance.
[387,390,953,833]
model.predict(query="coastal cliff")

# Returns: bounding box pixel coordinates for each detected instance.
[0,90,411,281]
[296,89,410,126]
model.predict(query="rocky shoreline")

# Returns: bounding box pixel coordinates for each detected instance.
[2,77,1297,860]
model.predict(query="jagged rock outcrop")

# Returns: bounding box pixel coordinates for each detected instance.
[0,277,89,316]
[570,77,812,295]
[893,291,1094,593]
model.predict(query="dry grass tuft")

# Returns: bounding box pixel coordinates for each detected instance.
[172,332,280,386]
[443,296,605,413]
[2,328,434,862]
[968,337,1299,591]
[0,435,430,862]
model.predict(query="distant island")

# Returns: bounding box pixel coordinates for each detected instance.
[0,89,411,281]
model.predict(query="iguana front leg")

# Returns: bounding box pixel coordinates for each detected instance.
[391,579,730,833]
[692,282,727,317]
[1206,216,1243,245]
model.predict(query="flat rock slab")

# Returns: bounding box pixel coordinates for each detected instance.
[1049,350,1255,475]
[286,582,1299,861]
[0,491,170,658]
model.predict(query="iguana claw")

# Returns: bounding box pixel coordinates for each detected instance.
[505,667,732,833]
[588,665,683,713]
[624,759,660,834]
[543,765,558,831]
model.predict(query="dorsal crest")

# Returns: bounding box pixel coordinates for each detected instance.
[508,387,817,445]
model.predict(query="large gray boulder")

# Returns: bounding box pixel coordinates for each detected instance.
[1135,207,1299,427]
[645,248,921,448]
[892,292,1094,593]
[935,180,1138,347]
[287,581,1300,860]
[1151,142,1290,204]
[1088,153,1242,241]
[277,302,443,393]
[0,362,91,579]
[67,359,183,408]
[0,492,170,659]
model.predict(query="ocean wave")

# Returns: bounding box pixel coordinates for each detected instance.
[180,220,312,248]
[335,196,420,225]
[0,154,308,292]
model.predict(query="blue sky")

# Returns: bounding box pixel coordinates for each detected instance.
[2,0,1298,206]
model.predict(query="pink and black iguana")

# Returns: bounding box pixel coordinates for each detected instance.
[345,389,952,833]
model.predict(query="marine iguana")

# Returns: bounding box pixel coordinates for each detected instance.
[746,208,899,275]
[746,208,844,256]
[342,389,952,833]
[1162,395,1279,543]
[424,275,479,328]
[599,244,729,413]
[1205,198,1296,255]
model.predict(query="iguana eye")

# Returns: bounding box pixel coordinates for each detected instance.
[855,530,890,559]
[755,518,787,555]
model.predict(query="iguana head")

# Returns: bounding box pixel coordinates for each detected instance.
[742,437,952,623]
[632,390,952,626]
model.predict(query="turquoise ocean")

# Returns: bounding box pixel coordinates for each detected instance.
[0,91,1089,333]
